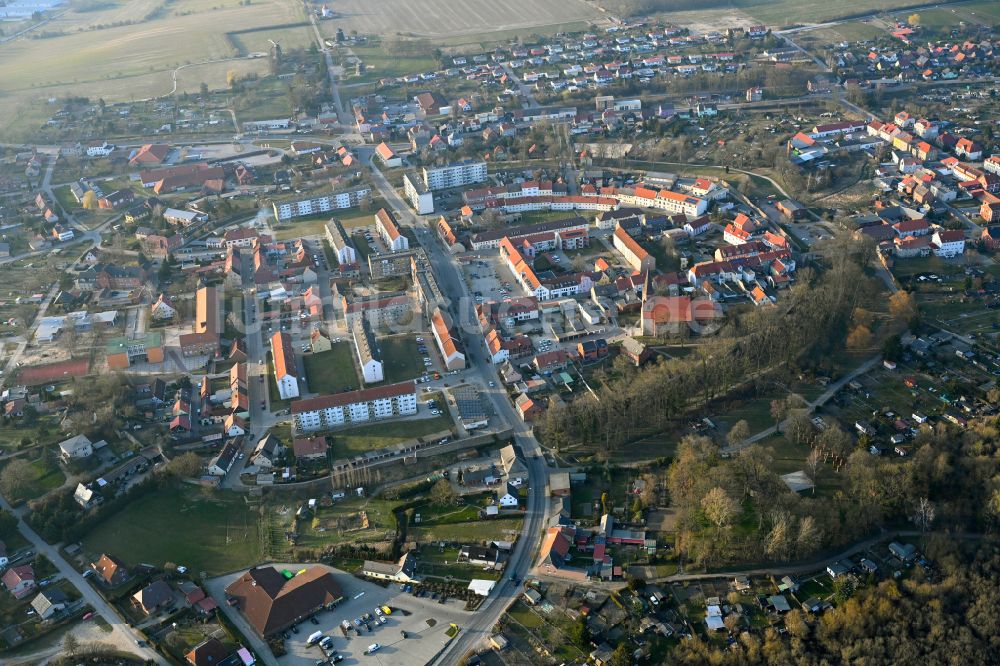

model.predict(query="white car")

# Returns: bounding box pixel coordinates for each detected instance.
[367,644,381,654]
[431,409,442,415]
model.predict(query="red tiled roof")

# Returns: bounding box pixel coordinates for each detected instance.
[291,381,415,414]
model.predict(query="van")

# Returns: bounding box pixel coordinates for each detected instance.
[307,630,324,645]
[366,644,381,654]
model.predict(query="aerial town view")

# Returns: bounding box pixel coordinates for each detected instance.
[1,0,1000,664]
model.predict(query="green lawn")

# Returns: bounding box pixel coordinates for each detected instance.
[333,199,386,229]
[0,454,66,505]
[378,334,425,383]
[273,217,333,240]
[408,517,524,543]
[330,415,454,459]
[344,44,439,84]
[82,484,262,575]
[303,343,359,394]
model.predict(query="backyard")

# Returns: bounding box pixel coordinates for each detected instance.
[303,343,359,394]
[378,334,426,383]
[329,414,454,458]
[0,452,66,505]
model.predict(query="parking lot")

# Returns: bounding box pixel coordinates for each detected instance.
[464,256,516,305]
[209,565,471,666]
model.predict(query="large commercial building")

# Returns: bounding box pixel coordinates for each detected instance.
[270,331,300,400]
[422,160,488,191]
[292,381,417,431]
[224,566,344,637]
[375,208,409,252]
[324,219,357,265]
[351,319,384,383]
[272,187,372,222]
[403,172,434,214]
[106,332,164,369]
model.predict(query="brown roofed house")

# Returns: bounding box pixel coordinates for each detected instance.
[185,637,230,666]
[224,566,343,636]
[132,579,174,615]
[91,553,131,587]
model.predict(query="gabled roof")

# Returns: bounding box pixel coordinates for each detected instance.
[224,566,343,636]
[271,331,295,381]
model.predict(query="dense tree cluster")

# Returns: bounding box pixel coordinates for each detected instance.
[538,236,876,456]
[667,539,1000,664]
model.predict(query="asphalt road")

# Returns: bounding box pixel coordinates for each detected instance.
[366,161,551,664]
[0,494,165,664]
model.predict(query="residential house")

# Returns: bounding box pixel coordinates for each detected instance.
[207,440,241,476]
[132,579,174,615]
[251,433,283,471]
[185,638,231,666]
[292,436,328,461]
[931,229,965,257]
[58,434,94,460]
[30,589,68,620]
[620,336,651,366]
[361,552,418,584]
[90,554,131,587]
[150,294,177,320]
[2,565,35,599]
[271,332,300,400]
[74,483,98,509]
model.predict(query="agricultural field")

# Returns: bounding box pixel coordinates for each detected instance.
[81,484,262,575]
[314,0,599,39]
[0,0,306,139]
[732,0,942,27]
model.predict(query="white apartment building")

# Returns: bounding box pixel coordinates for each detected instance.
[292,381,417,431]
[272,187,372,222]
[422,160,488,191]
[325,219,357,265]
[403,172,435,214]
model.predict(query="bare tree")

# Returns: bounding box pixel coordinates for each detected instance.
[765,512,792,560]
[0,459,32,500]
[701,487,739,529]
[795,516,822,557]
[911,497,936,532]
[806,449,822,494]
[727,420,750,448]
[770,398,789,433]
